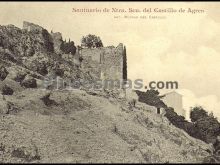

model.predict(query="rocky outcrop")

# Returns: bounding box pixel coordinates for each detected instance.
[0,66,9,81]
[0,24,51,58]
[0,22,95,89]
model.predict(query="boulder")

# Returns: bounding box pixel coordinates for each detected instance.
[0,66,9,81]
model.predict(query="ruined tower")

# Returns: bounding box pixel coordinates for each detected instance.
[80,43,127,81]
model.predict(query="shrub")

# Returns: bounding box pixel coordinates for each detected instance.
[190,106,208,122]
[164,107,190,130]
[40,93,58,107]
[2,85,14,95]
[60,40,76,55]
[36,62,48,76]
[14,72,27,82]
[11,147,41,162]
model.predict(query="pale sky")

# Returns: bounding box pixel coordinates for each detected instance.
[0,2,220,120]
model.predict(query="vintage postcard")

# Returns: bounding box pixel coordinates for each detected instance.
[0,1,219,163]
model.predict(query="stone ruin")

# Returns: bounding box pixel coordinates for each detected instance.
[23,21,44,32]
[80,43,127,82]
[21,21,127,82]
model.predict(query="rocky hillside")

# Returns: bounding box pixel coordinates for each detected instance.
[0,22,93,91]
[0,88,212,163]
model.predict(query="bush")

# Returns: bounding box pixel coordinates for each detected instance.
[190,106,208,122]
[190,106,220,143]
[40,93,58,107]
[11,147,41,162]
[164,107,190,130]
[2,85,14,95]
[14,72,27,82]
[36,62,48,76]
[60,40,76,55]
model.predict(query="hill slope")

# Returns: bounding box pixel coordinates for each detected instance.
[0,88,212,163]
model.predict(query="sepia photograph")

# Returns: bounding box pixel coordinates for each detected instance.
[0,1,220,163]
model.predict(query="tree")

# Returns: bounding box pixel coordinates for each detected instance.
[60,40,76,55]
[195,116,220,143]
[67,41,76,55]
[190,106,208,122]
[81,34,103,48]
[123,46,127,81]
[163,105,220,145]
[135,89,166,108]
[190,106,220,143]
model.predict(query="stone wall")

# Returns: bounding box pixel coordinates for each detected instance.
[81,43,126,81]
[101,44,123,80]
[23,21,43,32]
[81,48,101,80]
[51,32,62,54]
